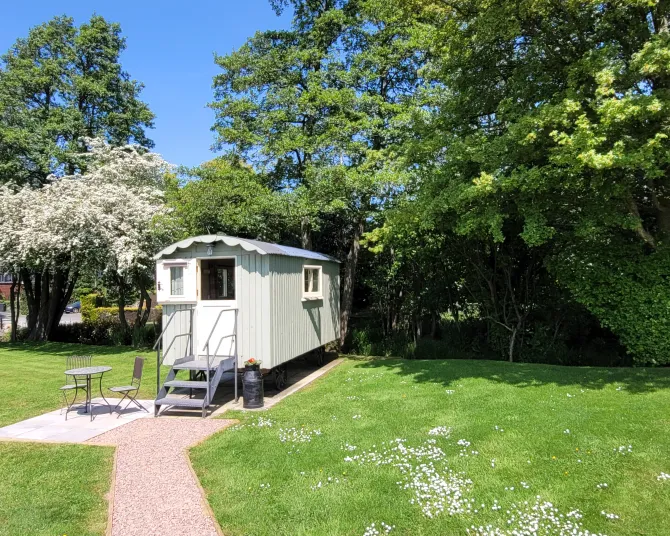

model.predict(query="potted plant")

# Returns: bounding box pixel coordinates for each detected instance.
[244,357,260,370]
[242,358,264,409]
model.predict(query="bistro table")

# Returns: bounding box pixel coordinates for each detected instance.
[64,365,112,421]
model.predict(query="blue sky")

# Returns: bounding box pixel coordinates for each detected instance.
[0,1,291,168]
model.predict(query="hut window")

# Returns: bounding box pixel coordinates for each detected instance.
[170,266,184,296]
[201,259,235,300]
[303,266,322,298]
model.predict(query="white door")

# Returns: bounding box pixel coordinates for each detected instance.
[195,302,237,365]
[194,258,238,367]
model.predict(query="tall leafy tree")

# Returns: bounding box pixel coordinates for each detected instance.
[211,0,420,344]
[165,157,293,242]
[400,0,670,363]
[0,15,154,340]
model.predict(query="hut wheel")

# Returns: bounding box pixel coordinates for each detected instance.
[274,366,287,390]
[315,346,325,366]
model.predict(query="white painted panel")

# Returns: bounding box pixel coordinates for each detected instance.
[162,304,194,366]
[195,303,237,364]
[155,260,171,304]
[156,258,197,304]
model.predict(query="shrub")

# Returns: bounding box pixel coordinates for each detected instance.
[80,294,100,323]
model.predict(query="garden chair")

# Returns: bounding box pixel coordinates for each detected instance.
[60,355,92,420]
[108,356,148,415]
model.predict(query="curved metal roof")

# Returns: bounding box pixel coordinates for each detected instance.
[154,235,340,263]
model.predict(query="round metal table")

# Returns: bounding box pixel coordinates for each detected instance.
[64,365,112,421]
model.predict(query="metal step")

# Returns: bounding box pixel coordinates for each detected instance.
[164,380,208,389]
[155,396,205,408]
[173,360,214,371]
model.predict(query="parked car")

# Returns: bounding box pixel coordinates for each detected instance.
[64,301,81,313]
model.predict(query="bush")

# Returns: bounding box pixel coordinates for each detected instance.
[347,313,628,367]
[51,316,160,347]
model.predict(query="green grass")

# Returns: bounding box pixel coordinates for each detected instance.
[191,358,670,536]
[0,342,158,427]
[0,442,114,536]
[0,341,158,536]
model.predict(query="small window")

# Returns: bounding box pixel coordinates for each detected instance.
[170,266,184,296]
[303,266,322,299]
[201,259,235,300]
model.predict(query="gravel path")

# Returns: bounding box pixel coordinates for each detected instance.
[88,417,234,536]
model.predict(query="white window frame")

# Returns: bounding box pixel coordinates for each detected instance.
[303,265,323,300]
[169,265,185,297]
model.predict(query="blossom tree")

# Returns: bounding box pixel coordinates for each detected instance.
[0,138,172,341]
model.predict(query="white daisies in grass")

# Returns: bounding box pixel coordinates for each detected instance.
[428,426,452,438]
[311,475,346,491]
[468,497,607,536]
[279,426,322,453]
[657,472,670,481]
[363,522,394,535]
[614,445,633,455]
[345,427,613,535]
[345,436,474,518]
[252,416,275,428]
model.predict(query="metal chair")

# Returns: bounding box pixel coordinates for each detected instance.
[108,357,148,415]
[60,355,92,420]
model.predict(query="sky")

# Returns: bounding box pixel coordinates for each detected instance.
[0,1,292,168]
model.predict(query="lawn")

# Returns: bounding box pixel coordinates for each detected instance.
[191,358,670,536]
[0,342,157,428]
[0,442,114,536]
[0,341,158,536]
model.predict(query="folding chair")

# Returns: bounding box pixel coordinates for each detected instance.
[60,355,92,420]
[108,356,148,415]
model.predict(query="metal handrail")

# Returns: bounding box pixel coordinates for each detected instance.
[203,308,238,406]
[153,310,179,350]
[162,333,191,366]
[155,308,194,403]
[212,333,235,358]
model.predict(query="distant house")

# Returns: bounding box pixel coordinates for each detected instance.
[0,273,16,299]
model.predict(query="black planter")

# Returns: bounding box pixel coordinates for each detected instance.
[243,365,264,409]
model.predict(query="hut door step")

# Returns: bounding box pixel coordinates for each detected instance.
[154,359,227,417]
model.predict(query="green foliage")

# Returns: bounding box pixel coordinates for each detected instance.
[0,15,154,186]
[374,0,670,364]
[164,157,292,241]
[80,294,100,324]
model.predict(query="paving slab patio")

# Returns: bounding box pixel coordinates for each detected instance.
[0,398,154,443]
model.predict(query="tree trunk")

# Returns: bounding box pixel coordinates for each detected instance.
[9,275,20,342]
[21,268,39,334]
[340,218,365,347]
[430,311,438,339]
[508,325,518,363]
[23,266,77,341]
[132,274,152,347]
[117,276,130,340]
[301,216,312,250]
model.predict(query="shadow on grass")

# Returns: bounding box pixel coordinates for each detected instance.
[0,341,153,357]
[349,356,670,394]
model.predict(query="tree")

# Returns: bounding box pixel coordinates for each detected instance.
[395,0,670,363]
[0,139,170,342]
[0,15,155,340]
[165,157,293,242]
[212,0,420,345]
[0,15,154,186]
